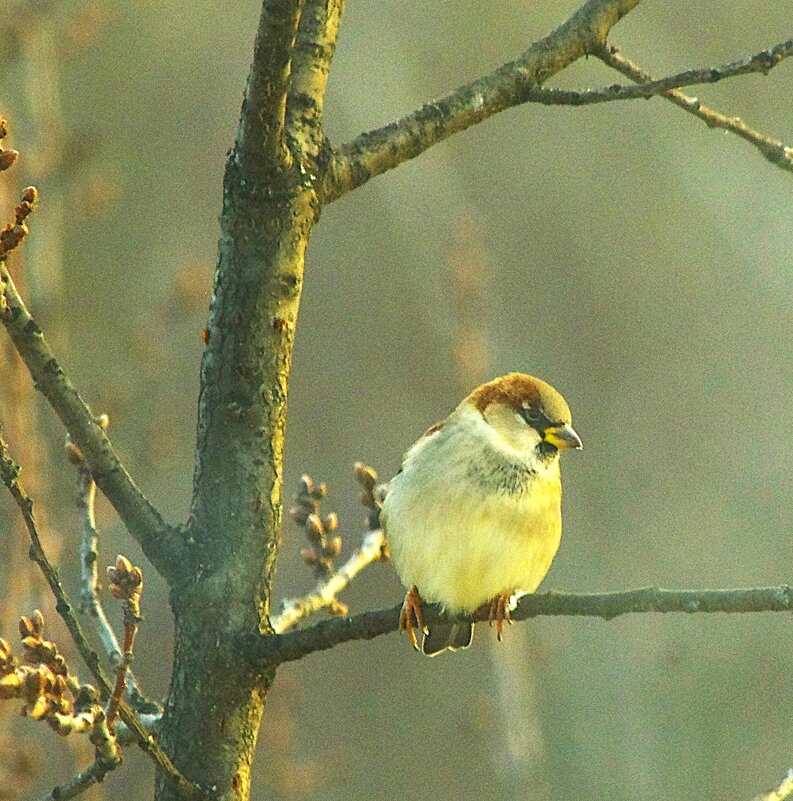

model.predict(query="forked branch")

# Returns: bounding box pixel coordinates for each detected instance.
[324,5,792,202]
[526,38,793,106]
[324,0,642,201]
[595,44,793,173]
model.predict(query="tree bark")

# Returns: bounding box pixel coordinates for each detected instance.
[155,154,319,800]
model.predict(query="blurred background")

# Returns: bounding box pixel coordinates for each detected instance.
[1,1,792,799]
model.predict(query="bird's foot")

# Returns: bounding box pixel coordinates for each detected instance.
[399,586,428,651]
[487,592,513,642]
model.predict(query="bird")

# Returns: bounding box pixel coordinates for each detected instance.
[381,372,582,656]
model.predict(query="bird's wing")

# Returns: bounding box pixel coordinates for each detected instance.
[421,420,444,438]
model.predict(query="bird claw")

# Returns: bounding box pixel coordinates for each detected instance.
[487,592,513,642]
[399,586,428,651]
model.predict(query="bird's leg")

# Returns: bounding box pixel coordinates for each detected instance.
[399,586,428,651]
[487,592,513,642]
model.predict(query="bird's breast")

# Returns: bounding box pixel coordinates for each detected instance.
[384,443,563,612]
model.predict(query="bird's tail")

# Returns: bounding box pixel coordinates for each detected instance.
[421,622,474,656]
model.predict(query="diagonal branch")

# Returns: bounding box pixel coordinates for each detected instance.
[595,44,793,174]
[323,0,642,202]
[525,38,793,106]
[272,529,386,633]
[236,0,306,170]
[0,424,199,798]
[0,262,188,582]
[249,584,793,667]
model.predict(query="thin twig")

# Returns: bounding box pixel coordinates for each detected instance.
[272,530,386,634]
[40,711,121,801]
[69,434,155,713]
[273,466,387,632]
[104,555,142,728]
[755,769,793,801]
[595,44,793,174]
[526,38,793,106]
[0,424,199,798]
[0,259,187,581]
[250,584,793,667]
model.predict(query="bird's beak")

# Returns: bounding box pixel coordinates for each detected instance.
[543,423,583,450]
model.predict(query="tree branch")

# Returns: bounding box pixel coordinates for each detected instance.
[0,424,199,798]
[287,0,345,131]
[249,584,793,667]
[0,262,188,582]
[272,529,386,633]
[525,37,793,105]
[236,0,305,170]
[69,436,159,714]
[323,0,642,202]
[595,44,793,174]
[40,711,121,801]
[74,452,143,705]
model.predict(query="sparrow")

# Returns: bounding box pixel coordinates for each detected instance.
[381,373,581,656]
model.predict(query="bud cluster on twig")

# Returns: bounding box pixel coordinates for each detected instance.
[272,465,389,634]
[290,474,343,588]
[105,554,144,728]
[354,462,388,552]
[0,184,36,261]
[0,611,96,736]
[0,118,18,173]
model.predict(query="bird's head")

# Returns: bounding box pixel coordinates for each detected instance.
[463,373,582,459]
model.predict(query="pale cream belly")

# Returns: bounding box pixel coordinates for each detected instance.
[386,482,562,613]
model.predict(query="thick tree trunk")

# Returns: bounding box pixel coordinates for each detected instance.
[155,592,274,801]
[154,153,318,800]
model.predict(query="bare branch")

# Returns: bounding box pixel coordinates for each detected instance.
[250,584,793,667]
[272,530,386,634]
[69,436,156,713]
[0,425,198,798]
[287,0,345,129]
[236,0,306,169]
[526,38,793,106]
[595,44,793,174]
[324,0,642,201]
[272,466,387,632]
[40,711,121,801]
[0,261,188,582]
[42,759,116,801]
[755,769,793,801]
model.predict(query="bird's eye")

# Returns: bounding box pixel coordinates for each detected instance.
[523,407,541,424]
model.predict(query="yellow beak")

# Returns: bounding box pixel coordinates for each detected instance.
[543,423,583,450]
